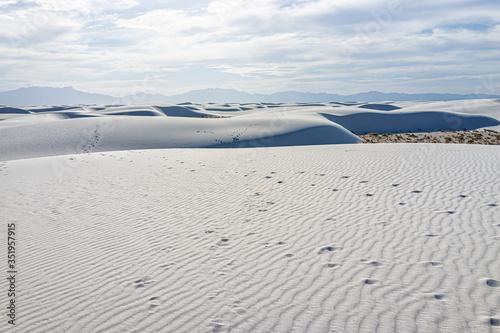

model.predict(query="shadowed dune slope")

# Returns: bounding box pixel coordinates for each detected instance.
[321,111,500,134]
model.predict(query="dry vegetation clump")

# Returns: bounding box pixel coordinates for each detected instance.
[360,129,500,145]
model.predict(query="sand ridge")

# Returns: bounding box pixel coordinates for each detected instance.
[1,99,500,161]
[1,144,499,332]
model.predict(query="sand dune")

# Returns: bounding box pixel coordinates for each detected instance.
[0,113,360,161]
[1,99,499,332]
[1,100,499,161]
[1,144,499,332]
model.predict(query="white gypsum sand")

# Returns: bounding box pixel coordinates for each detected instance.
[1,99,499,161]
[0,100,499,332]
[1,145,499,332]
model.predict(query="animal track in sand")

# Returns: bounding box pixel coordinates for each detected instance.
[489,318,500,326]
[134,277,155,288]
[318,246,342,254]
[367,261,383,267]
[363,279,378,285]
[234,307,247,315]
[148,304,159,311]
[486,279,500,287]
[160,263,174,270]
[217,238,230,246]
[421,261,443,267]
[360,259,383,266]
[210,322,226,332]
[148,296,161,312]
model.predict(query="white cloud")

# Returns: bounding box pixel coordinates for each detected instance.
[33,0,140,14]
[0,0,499,95]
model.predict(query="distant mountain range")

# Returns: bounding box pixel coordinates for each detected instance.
[1,86,499,106]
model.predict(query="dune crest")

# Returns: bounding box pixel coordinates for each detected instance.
[1,100,499,161]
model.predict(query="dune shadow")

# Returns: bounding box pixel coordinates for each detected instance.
[155,105,209,117]
[0,107,31,114]
[208,125,360,148]
[29,106,82,112]
[321,111,500,134]
[358,104,401,111]
[103,110,163,117]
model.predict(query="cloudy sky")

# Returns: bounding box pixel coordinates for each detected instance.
[1,0,499,96]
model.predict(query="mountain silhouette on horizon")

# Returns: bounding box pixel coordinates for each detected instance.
[1,86,499,106]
